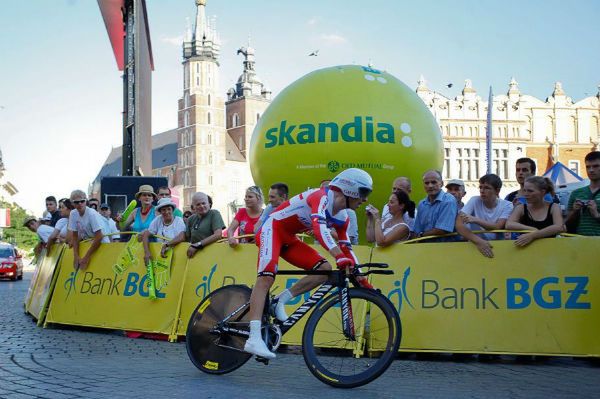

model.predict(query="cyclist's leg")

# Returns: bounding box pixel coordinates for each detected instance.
[245,219,280,358]
[280,239,332,297]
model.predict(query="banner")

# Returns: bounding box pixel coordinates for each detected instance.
[45,241,184,334]
[369,237,600,355]
[25,245,64,321]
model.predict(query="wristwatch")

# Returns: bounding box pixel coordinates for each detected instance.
[192,241,204,250]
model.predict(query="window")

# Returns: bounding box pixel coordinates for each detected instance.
[208,93,211,106]
[232,113,240,127]
[184,111,189,127]
[208,152,213,165]
[568,160,580,175]
[208,132,212,145]
[196,76,199,86]
[208,174,213,186]
[443,148,450,179]
[183,171,190,186]
[207,112,211,125]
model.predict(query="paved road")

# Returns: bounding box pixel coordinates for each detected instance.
[1,271,598,399]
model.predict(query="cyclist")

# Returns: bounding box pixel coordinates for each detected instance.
[244,168,374,359]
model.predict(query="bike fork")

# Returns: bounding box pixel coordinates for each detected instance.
[339,278,356,341]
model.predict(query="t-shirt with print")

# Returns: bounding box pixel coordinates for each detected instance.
[461,196,513,240]
[185,210,226,244]
[234,208,260,243]
[68,207,110,243]
[567,186,600,236]
[148,215,186,243]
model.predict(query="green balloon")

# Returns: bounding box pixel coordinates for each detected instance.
[250,65,443,238]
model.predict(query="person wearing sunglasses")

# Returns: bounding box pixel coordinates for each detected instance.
[68,189,110,270]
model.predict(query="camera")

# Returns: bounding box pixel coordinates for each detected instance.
[576,199,588,209]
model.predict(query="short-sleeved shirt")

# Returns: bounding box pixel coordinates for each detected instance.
[68,207,110,243]
[54,218,69,239]
[37,224,55,243]
[148,215,186,243]
[234,208,260,243]
[186,210,226,243]
[413,191,458,241]
[461,196,513,240]
[567,186,600,236]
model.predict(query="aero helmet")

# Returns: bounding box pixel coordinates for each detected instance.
[329,168,373,200]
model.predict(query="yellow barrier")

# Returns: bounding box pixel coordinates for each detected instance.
[25,245,64,322]
[45,242,187,334]
[369,236,600,356]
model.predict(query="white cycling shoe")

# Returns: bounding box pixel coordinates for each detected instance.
[274,300,288,322]
[244,337,276,359]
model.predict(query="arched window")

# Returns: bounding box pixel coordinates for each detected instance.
[208,93,211,106]
[208,174,213,186]
[207,112,211,125]
[184,171,190,186]
[189,130,194,145]
[232,113,240,127]
[184,111,189,127]
[208,132,212,145]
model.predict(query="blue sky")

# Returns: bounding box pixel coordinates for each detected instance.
[1,0,599,213]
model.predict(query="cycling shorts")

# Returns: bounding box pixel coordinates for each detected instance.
[256,217,326,277]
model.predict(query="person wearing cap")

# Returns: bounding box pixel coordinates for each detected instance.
[68,189,110,270]
[23,216,55,256]
[99,203,120,242]
[413,170,458,242]
[118,185,157,233]
[445,178,466,210]
[141,197,186,265]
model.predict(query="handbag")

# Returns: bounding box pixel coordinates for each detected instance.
[566,188,600,234]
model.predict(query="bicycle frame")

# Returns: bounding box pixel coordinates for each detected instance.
[215,269,356,341]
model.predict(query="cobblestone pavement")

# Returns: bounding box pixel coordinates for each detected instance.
[1,271,598,399]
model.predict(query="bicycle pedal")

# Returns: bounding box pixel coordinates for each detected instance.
[255,356,270,365]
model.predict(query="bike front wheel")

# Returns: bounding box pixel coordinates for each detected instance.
[186,284,252,375]
[302,288,401,388]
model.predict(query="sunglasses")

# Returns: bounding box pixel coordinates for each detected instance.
[73,199,86,204]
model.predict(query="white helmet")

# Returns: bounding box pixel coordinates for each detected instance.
[329,168,373,200]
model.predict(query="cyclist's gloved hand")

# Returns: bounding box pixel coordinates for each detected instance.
[335,254,355,270]
[356,275,374,290]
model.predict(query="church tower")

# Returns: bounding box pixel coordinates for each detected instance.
[177,0,227,209]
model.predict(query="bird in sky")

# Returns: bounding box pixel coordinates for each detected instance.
[308,50,319,56]
[446,83,453,88]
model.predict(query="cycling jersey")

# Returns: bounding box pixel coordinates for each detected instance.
[256,187,355,276]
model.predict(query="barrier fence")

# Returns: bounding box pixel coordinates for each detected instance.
[25,236,600,356]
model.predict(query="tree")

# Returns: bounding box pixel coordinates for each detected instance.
[0,200,38,251]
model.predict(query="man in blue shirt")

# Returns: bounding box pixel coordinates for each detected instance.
[413,170,458,241]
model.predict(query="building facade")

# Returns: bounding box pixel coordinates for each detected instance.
[416,78,600,194]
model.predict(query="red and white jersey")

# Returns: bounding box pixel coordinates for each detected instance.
[266,187,351,251]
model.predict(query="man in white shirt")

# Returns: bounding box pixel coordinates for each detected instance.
[455,174,513,257]
[68,190,109,270]
[381,176,416,231]
[23,216,55,256]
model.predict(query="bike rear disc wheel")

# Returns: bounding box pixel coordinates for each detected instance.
[302,288,401,388]
[186,285,253,375]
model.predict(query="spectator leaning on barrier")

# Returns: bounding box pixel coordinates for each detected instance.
[506,176,564,247]
[455,174,513,258]
[366,190,412,246]
[68,189,110,270]
[186,192,226,258]
[381,177,416,232]
[228,186,263,247]
[23,216,55,256]
[45,195,61,227]
[413,170,458,241]
[99,203,120,242]
[445,179,466,210]
[46,198,74,252]
[156,186,184,217]
[565,151,600,236]
[119,185,157,233]
[141,197,186,266]
[254,183,289,233]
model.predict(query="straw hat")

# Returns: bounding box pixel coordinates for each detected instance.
[135,184,157,200]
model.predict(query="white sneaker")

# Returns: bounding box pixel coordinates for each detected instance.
[274,300,288,322]
[244,337,276,359]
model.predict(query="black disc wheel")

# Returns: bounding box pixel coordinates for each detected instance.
[302,288,401,388]
[186,285,253,374]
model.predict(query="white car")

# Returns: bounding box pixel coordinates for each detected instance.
[0,243,24,281]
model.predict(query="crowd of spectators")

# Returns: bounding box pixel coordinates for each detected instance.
[23,151,600,268]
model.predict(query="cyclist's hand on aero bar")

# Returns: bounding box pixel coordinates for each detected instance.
[335,254,355,270]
